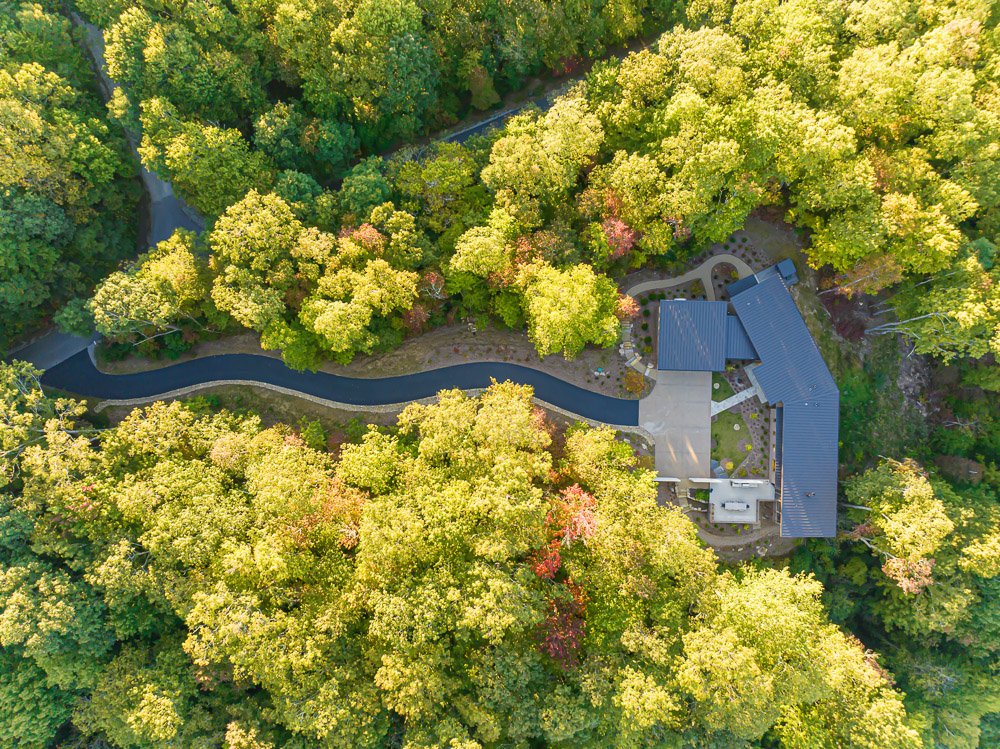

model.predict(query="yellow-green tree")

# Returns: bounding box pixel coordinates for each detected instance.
[519,263,620,358]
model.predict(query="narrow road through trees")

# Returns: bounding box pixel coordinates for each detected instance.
[70,13,205,245]
[41,351,640,427]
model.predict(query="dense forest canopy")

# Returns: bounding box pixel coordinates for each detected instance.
[71,0,1000,370]
[1,364,929,748]
[0,0,998,747]
[77,0,682,155]
[0,0,138,348]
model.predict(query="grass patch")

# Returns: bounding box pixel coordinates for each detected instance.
[712,372,735,401]
[712,409,745,464]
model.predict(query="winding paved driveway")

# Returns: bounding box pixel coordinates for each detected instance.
[41,351,639,427]
[20,250,765,472]
[626,253,753,301]
[26,251,758,461]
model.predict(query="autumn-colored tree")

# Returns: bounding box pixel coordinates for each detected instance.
[873,253,1000,362]
[623,369,647,395]
[845,459,1000,655]
[0,369,927,747]
[90,229,213,343]
[615,294,640,320]
[677,568,920,747]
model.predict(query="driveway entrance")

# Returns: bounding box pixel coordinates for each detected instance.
[639,370,712,489]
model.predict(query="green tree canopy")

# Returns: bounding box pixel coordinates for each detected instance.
[90,229,212,342]
[0,6,137,346]
[519,263,620,359]
[139,98,276,219]
[0,369,923,747]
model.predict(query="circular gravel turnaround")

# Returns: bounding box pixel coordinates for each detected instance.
[42,351,640,427]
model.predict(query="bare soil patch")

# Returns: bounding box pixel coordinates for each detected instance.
[820,293,869,341]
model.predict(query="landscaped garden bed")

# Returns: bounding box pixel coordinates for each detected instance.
[712,366,771,479]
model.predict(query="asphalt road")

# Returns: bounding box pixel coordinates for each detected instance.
[443,95,553,144]
[41,351,640,427]
[149,192,203,246]
[7,333,91,371]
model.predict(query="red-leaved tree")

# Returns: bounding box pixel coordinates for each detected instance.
[532,539,562,580]
[420,270,447,299]
[402,304,430,334]
[549,484,598,545]
[350,223,385,254]
[615,294,640,320]
[602,217,637,259]
[539,581,587,668]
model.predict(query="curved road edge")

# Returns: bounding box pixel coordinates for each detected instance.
[41,351,640,428]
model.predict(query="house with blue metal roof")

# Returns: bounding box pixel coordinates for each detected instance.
[658,301,757,371]
[656,262,839,538]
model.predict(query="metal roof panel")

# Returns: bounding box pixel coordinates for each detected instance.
[730,273,839,538]
[657,300,728,371]
[778,400,839,537]
[730,275,837,404]
[725,315,757,360]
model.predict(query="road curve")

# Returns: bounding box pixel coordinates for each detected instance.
[625,253,754,302]
[41,351,640,427]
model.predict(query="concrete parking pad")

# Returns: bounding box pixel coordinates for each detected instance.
[639,370,712,488]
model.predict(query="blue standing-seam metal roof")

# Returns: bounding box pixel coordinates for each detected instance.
[657,300,728,371]
[727,259,800,297]
[657,302,758,370]
[776,258,799,284]
[725,315,757,360]
[729,273,839,538]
